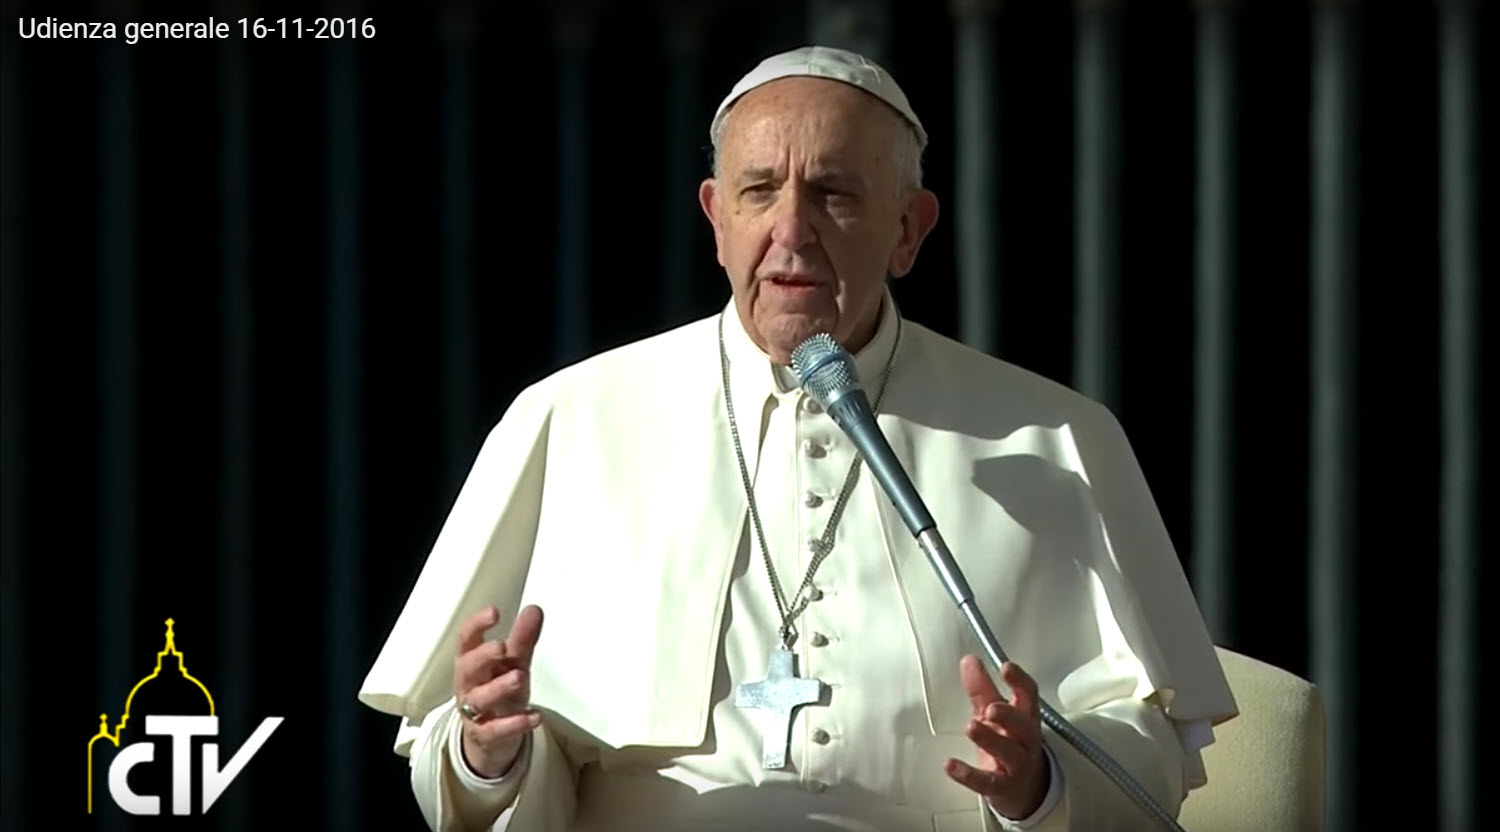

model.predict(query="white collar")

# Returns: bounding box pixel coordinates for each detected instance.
[719,287,903,420]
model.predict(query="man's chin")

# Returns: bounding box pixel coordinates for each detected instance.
[755,315,836,364]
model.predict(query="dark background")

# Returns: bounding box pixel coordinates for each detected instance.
[0,0,1491,830]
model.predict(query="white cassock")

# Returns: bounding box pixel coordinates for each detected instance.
[358,290,1238,831]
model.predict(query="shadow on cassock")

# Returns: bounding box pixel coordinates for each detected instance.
[519,717,996,832]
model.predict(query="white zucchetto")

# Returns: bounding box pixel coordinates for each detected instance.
[710,45,928,150]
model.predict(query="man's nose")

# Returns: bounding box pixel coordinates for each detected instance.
[768,189,817,251]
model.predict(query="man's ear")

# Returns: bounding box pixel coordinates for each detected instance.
[889,188,940,278]
[699,177,726,267]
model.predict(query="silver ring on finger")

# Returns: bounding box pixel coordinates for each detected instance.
[459,701,481,722]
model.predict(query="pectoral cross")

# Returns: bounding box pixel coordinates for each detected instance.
[735,648,823,770]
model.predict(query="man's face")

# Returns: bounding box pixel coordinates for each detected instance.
[700,77,939,364]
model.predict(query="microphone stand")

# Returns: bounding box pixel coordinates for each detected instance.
[793,332,1188,832]
[916,527,1188,832]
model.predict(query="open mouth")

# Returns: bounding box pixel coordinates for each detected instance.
[768,276,820,288]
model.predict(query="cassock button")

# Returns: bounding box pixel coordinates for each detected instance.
[801,438,825,459]
[804,397,823,415]
[804,492,824,509]
[808,586,824,601]
[811,728,831,745]
[807,780,828,793]
[809,632,829,647]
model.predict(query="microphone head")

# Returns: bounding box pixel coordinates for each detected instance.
[791,333,862,408]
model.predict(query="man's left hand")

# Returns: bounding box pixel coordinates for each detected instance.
[943,654,1049,821]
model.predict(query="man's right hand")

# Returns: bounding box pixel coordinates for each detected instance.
[453,604,545,779]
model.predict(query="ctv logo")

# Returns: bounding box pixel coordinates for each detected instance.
[87,618,283,816]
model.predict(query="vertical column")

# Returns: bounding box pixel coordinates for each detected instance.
[440,5,478,490]
[1073,0,1123,413]
[951,0,1003,356]
[1309,3,1359,831]
[659,2,707,327]
[0,16,26,832]
[323,10,363,831]
[552,5,596,367]
[216,3,254,830]
[1437,2,1478,829]
[807,0,893,67]
[95,26,138,829]
[1191,0,1237,644]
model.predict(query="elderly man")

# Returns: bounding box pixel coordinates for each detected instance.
[359,45,1236,831]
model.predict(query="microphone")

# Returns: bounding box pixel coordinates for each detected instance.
[790,333,1187,832]
[790,334,968,605]
[791,335,937,531]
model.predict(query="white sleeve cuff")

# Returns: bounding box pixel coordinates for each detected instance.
[1175,718,1215,793]
[446,710,531,789]
[987,743,1064,830]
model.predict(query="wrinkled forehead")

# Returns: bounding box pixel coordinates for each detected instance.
[718,78,902,174]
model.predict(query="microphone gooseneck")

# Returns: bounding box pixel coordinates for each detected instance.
[790,334,937,536]
[790,333,1187,832]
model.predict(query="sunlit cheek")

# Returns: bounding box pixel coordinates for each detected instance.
[741,220,781,267]
[726,218,761,264]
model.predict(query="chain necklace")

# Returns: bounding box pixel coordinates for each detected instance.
[717,311,900,650]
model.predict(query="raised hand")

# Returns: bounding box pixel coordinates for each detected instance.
[452,604,545,778]
[943,654,1049,820]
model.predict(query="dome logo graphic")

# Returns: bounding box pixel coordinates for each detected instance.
[86,619,284,816]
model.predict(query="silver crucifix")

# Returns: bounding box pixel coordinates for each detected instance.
[735,648,823,769]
